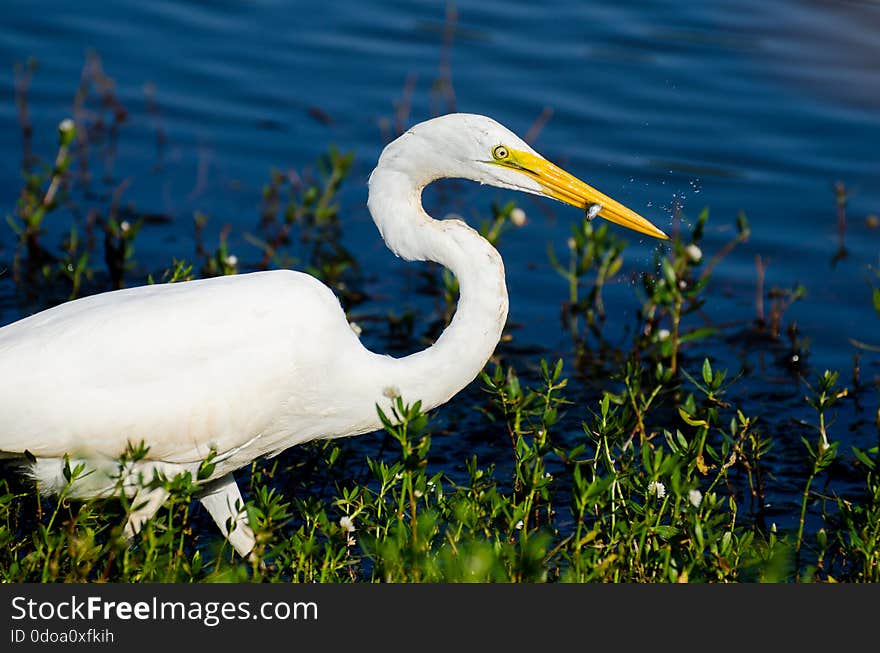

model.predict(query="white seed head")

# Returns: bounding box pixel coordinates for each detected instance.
[657,329,671,341]
[510,207,527,227]
[339,516,355,533]
[688,489,703,508]
[58,118,75,133]
[647,480,666,499]
[684,244,703,263]
[225,254,238,267]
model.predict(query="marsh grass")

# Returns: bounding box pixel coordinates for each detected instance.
[2,351,878,582]
[2,62,879,583]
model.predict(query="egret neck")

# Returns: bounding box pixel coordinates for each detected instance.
[367,166,508,413]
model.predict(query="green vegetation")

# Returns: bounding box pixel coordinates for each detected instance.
[1,63,878,583]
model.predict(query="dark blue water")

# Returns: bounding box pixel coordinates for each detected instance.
[1,1,878,529]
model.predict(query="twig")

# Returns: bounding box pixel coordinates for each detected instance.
[144,81,167,172]
[14,59,37,172]
[431,2,458,116]
[394,73,418,139]
[832,181,848,264]
[755,254,766,325]
[524,107,554,145]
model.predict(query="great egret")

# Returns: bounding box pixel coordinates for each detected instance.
[0,113,667,557]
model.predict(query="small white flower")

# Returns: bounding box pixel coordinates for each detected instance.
[509,207,527,227]
[414,489,423,498]
[339,516,355,533]
[383,385,400,399]
[657,329,671,341]
[647,480,666,499]
[225,254,238,267]
[515,520,524,530]
[120,220,131,233]
[58,118,75,133]
[684,244,702,263]
[770,523,777,534]
[347,535,356,547]
[349,321,362,336]
[688,489,703,508]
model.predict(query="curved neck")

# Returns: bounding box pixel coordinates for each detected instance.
[365,167,508,412]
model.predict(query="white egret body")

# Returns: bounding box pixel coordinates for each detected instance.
[0,114,666,556]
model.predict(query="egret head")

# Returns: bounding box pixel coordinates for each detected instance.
[385,113,667,239]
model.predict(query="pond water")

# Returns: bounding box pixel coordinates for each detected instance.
[1,0,878,533]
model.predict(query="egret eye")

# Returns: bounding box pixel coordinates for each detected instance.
[492,145,509,161]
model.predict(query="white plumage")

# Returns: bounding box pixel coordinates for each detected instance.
[0,113,666,556]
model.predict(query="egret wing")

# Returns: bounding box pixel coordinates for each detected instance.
[0,270,348,463]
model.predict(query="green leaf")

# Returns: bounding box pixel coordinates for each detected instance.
[694,207,709,240]
[852,446,876,470]
[736,211,751,238]
[661,258,677,287]
[607,255,623,278]
[702,358,713,386]
[197,452,217,481]
[678,406,709,427]
[801,436,815,459]
[652,525,680,540]
[679,327,717,344]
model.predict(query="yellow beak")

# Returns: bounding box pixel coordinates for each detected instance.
[503,149,668,240]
